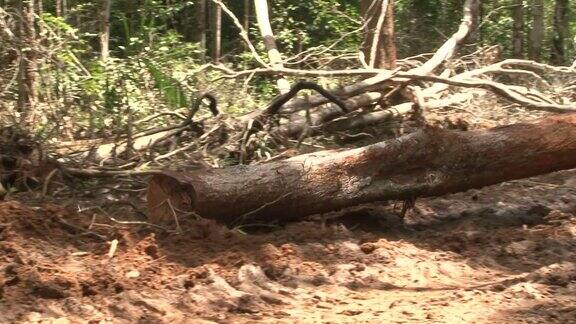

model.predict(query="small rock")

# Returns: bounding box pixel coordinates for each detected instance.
[360,243,376,254]
[339,309,362,316]
[504,240,535,256]
[125,270,140,278]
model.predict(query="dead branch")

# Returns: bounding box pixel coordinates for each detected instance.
[210,0,268,67]
[411,0,480,75]
[254,0,290,93]
[396,73,575,113]
[63,167,161,177]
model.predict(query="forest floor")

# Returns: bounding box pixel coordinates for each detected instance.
[1,99,576,323]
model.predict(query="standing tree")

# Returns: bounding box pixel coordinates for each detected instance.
[195,0,207,61]
[37,0,43,16]
[211,0,222,62]
[528,0,544,61]
[14,0,38,132]
[243,0,250,31]
[360,0,396,69]
[55,0,62,17]
[100,0,112,61]
[550,0,570,65]
[254,0,290,94]
[512,0,525,58]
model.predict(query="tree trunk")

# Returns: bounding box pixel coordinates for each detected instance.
[360,0,396,69]
[383,0,396,68]
[62,0,67,18]
[528,0,544,61]
[512,0,524,58]
[243,0,250,31]
[195,0,207,61]
[100,0,112,61]
[37,0,43,16]
[550,0,569,65]
[55,0,61,17]
[15,0,38,132]
[254,0,290,94]
[148,114,576,225]
[36,0,44,35]
[467,0,481,46]
[211,0,221,62]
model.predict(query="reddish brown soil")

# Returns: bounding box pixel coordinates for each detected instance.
[1,168,576,323]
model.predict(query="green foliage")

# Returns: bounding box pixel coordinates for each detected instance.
[2,0,574,139]
[144,59,188,108]
[266,0,361,55]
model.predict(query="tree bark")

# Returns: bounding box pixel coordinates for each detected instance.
[254,0,290,94]
[360,0,396,69]
[37,0,43,16]
[195,0,207,61]
[100,0,112,61]
[382,0,396,68]
[211,0,221,62]
[512,0,524,58]
[148,114,576,225]
[15,0,38,132]
[550,0,569,65]
[243,0,250,31]
[528,0,544,61]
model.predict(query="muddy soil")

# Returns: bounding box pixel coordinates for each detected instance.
[1,100,576,323]
[0,167,575,323]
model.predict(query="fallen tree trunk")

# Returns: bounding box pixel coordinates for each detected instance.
[147,113,576,225]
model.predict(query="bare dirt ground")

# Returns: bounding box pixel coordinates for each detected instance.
[1,168,575,323]
[1,100,576,323]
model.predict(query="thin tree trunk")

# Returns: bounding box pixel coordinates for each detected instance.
[62,0,67,18]
[512,0,524,58]
[368,0,388,67]
[100,0,112,61]
[37,0,43,16]
[254,0,290,94]
[243,0,250,31]
[361,0,396,69]
[195,0,207,61]
[382,0,396,68]
[148,114,576,225]
[211,0,221,62]
[55,0,61,17]
[528,0,544,61]
[468,0,482,46]
[243,0,251,52]
[15,0,38,132]
[550,0,569,65]
[37,0,44,35]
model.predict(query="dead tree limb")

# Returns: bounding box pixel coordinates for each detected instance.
[240,81,348,125]
[211,0,268,67]
[57,93,219,160]
[276,0,479,115]
[147,113,576,225]
[411,0,480,75]
[254,0,290,94]
[396,74,576,113]
[282,92,383,137]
